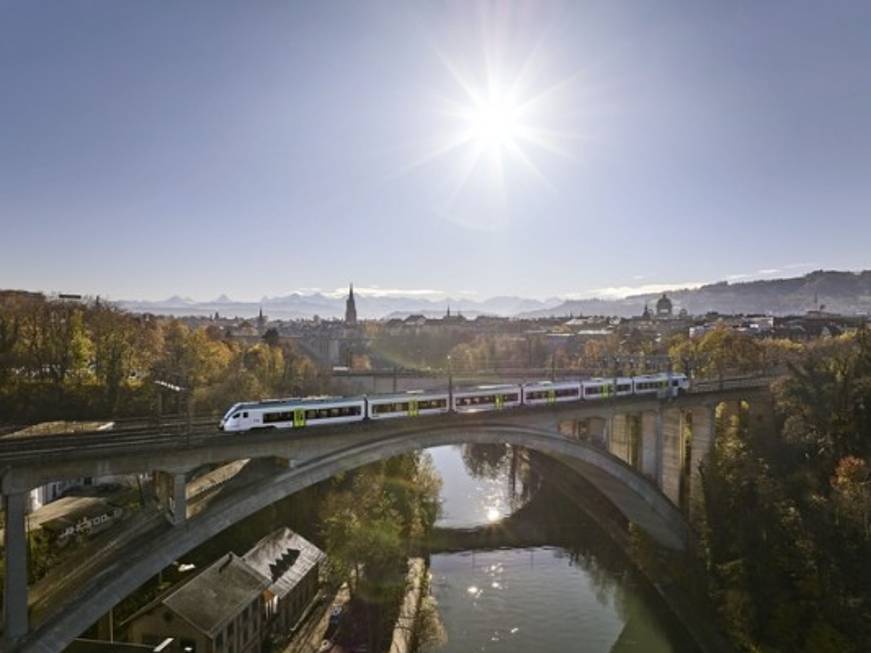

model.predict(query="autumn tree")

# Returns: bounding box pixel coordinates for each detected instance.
[319,454,440,652]
[88,305,154,413]
[831,456,871,541]
[19,301,93,389]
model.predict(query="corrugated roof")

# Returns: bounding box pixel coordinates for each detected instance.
[242,528,325,600]
[163,553,269,637]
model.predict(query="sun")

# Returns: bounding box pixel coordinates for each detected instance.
[466,90,521,151]
[417,52,575,204]
[399,25,583,229]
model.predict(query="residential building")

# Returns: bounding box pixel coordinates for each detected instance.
[126,529,325,652]
[127,553,268,653]
[241,528,325,637]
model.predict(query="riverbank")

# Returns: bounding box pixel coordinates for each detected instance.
[534,453,733,653]
[281,584,350,653]
[387,558,426,653]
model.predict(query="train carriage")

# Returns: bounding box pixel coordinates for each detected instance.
[367,390,451,420]
[219,372,692,432]
[581,377,633,400]
[452,384,522,413]
[522,380,582,406]
[220,396,366,432]
[633,373,689,396]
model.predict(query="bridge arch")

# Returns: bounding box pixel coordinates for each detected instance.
[19,424,688,653]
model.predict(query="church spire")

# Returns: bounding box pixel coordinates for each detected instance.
[256,306,266,332]
[345,282,357,325]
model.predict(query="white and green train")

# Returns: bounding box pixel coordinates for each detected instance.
[218,372,688,432]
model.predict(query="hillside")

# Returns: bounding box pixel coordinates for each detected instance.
[519,270,871,318]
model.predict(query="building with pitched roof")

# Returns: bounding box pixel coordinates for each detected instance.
[127,553,268,653]
[242,528,325,636]
[125,529,324,652]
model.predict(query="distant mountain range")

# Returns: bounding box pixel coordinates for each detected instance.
[115,270,871,320]
[117,293,562,321]
[518,270,871,318]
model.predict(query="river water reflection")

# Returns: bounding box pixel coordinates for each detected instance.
[424,445,696,653]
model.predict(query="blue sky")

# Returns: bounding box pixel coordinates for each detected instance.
[2,1,870,302]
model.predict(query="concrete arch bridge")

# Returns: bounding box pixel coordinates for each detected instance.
[0,379,772,651]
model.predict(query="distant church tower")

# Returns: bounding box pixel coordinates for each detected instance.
[256,306,266,332]
[345,283,358,325]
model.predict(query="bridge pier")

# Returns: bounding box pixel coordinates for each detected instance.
[609,414,629,463]
[153,471,187,525]
[3,491,29,645]
[587,417,611,450]
[688,404,716,517]
[640,411,659,480]
[717,400,741,434]
[608,413,643,469]
[747,397,776,435]
[660,408,683,505]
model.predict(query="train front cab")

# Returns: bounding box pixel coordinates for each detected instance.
[220,405,255,432]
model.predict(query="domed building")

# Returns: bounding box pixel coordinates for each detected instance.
[656,293,673,318]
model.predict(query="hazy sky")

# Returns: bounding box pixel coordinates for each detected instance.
[3,1,870,301]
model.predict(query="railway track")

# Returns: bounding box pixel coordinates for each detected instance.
[0,376,774,466]
[0,418,220,463]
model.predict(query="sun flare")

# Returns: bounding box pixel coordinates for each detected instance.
[466,91,521,151]
[420,48,578,208]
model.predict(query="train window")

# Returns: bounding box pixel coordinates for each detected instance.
[243,412,248,418]
[232,413,241,418]
[307,404,362,418]
[264,411,294,423]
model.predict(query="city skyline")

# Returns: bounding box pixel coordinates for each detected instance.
[3,2,871,301]
[16,264,853,305]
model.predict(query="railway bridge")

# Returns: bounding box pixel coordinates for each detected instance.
[0,377,773,651]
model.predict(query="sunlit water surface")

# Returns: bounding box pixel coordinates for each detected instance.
[425,445,695,653]
[430,445,525,527]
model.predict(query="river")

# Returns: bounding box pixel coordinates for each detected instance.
[423,445,697,653]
